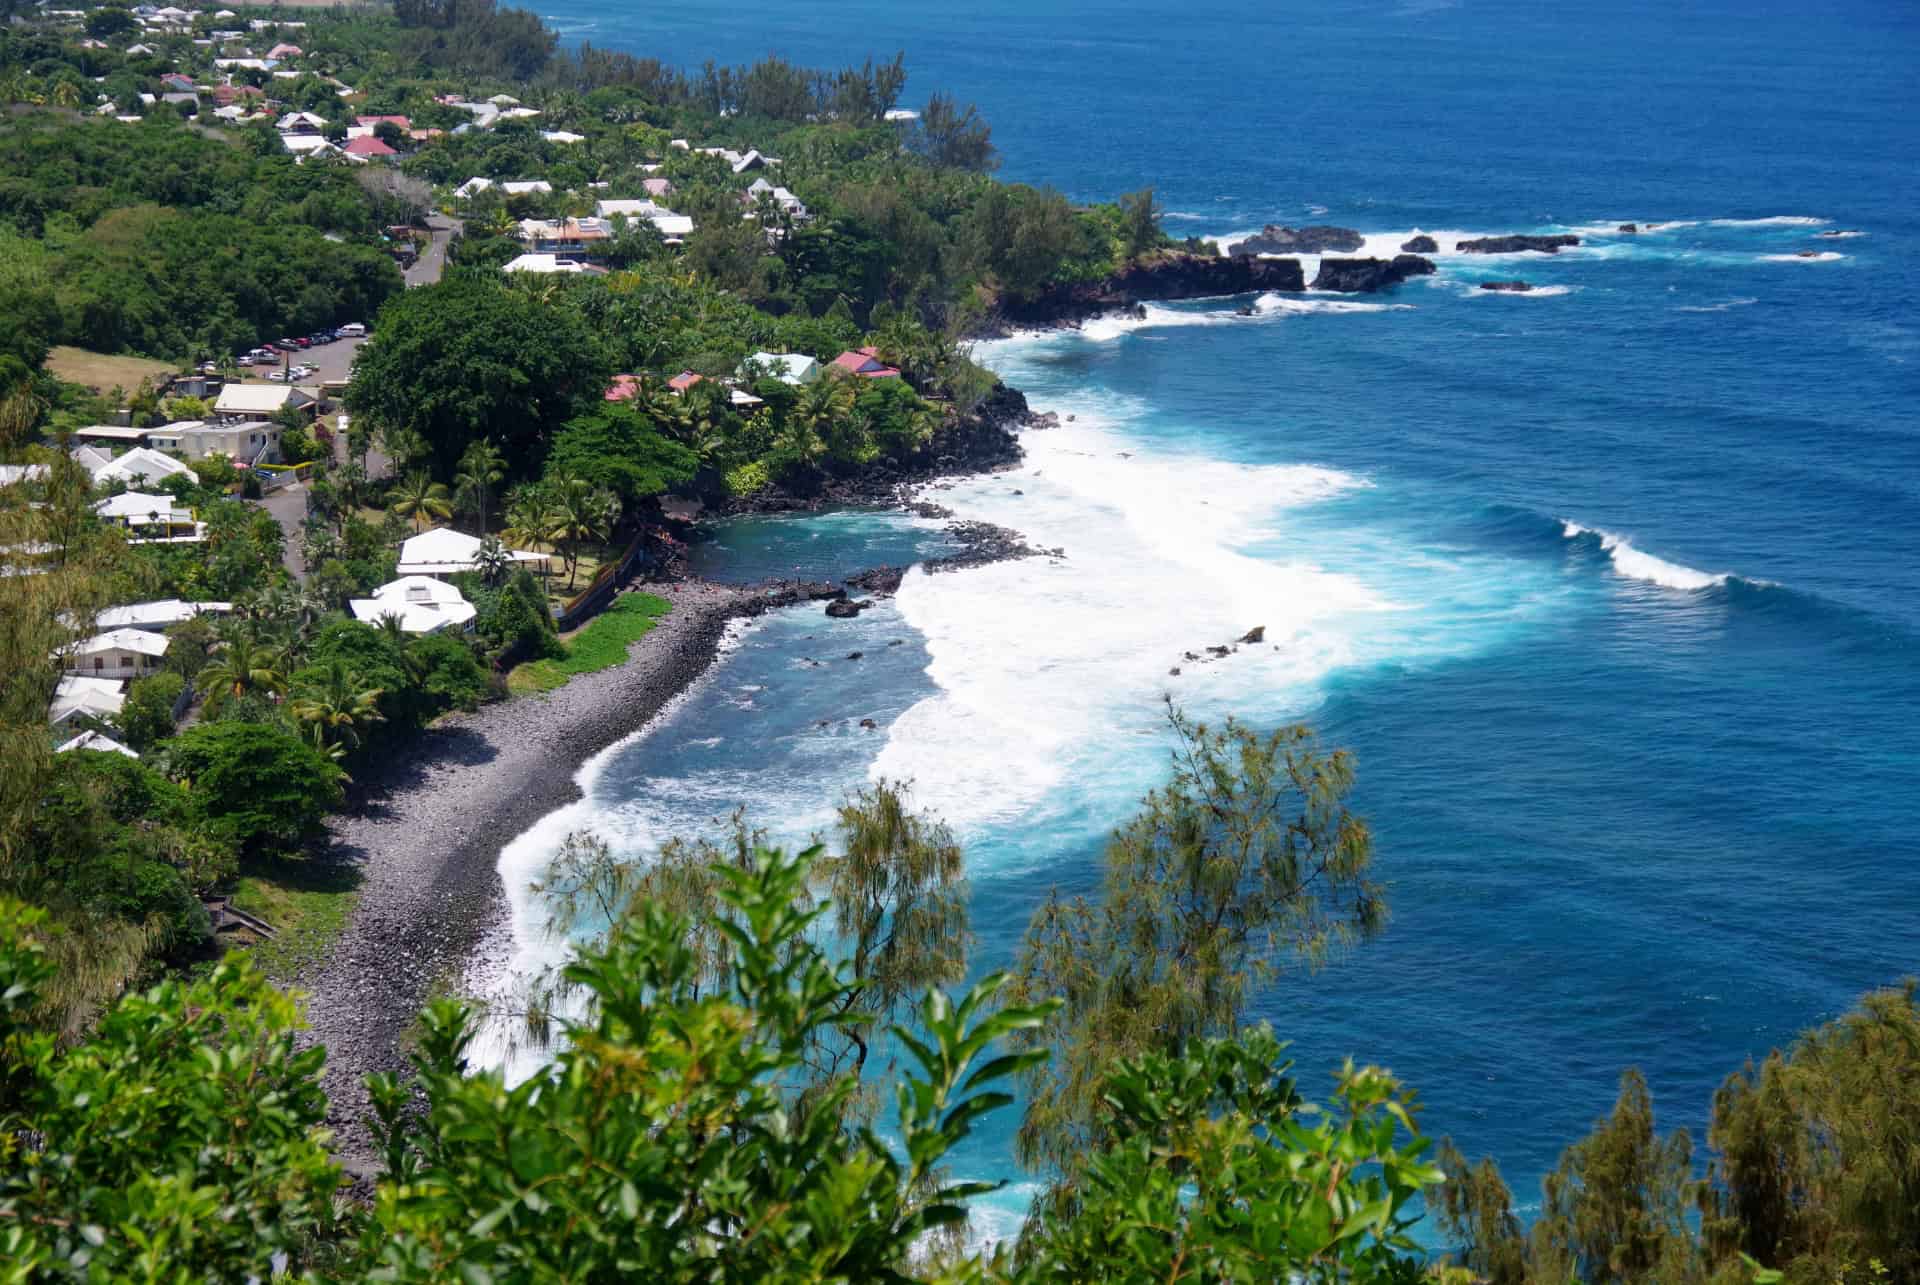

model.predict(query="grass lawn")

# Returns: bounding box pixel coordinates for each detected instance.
[45,346,176,395]
[507,591,672,695]
[230,852,362,982]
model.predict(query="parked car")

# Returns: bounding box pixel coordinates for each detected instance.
[290,365,316,379]
[275,339,300,352]
[263,371,290,382]
[338,322,367,338]
[236,355,255,367]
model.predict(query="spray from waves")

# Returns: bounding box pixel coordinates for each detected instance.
[1465,284,1578,298]
[1709,215,1830,227]
[1255,292,1413,314]
[1759,251,1844,263]
[1561,521,1728,591]
[1675,297,1759,313]
[871,417,1382,833]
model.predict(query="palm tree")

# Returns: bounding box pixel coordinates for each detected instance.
[503,487,563,555]
[390,470,452,533]
[551,475,619,590]
[199,631,287,713]
[49,79,83,110]
[453,439,506,534]
[474,535,514,588]
[289,659,385,753]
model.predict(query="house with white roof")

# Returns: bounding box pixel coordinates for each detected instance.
[455,177,552,199]
[145,418,281,463]
[96,598,232,631]
[90,446,196,487]
[94,492,198,543]
[395,527,548,577]
[50,676,126,728]
[540,130,584,144]
[0,463,48,487]
[349,576,477,635]
[63,628,170,679]
[742,352,821,385]
[276,109,326,133]
[744,178,808,220]
[282,134,336,160]
[57,729,140,758]
[502,253,595,275]
[212,384,313,424]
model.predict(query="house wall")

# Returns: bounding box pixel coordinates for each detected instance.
[67,649,163,679]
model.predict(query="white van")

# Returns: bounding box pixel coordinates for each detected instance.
[339,322,367,337]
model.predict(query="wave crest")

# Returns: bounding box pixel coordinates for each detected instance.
[1561,521,1728,591]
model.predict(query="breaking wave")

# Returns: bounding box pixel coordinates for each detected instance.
[1561,521,1729,591]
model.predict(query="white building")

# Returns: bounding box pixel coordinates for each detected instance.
[742,352,820,385]
[0,463,48,487]
[502,253,592,275]
[276,109,326,132]
[57,729,140,758]
[95,490,194,527]
[147,418,282,463]
[90,446,197,487]
[50,675,127,727]
[395,527,548,577]
[96,598,232,631]
[349,576,477,635]
[63,627,170,679]
[211,384,313,424]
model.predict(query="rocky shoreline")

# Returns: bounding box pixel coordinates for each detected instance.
[296,504,1045,1166]
[974,248,1437,335]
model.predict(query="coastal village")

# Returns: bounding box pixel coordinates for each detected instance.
[6,0,1897,1280]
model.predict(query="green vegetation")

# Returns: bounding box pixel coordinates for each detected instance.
[229,854,361,981]
[508,589,669,693]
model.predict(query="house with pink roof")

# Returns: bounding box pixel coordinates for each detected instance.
[666,371,705,394]
[829,347,901,379]
[342,134,398,161]
[267,42,301,59]
[605,374,642,402]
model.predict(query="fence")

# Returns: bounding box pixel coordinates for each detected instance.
[253,461,316,493]
[552,532,648,631]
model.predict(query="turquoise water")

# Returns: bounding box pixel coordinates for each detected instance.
[498,0,1920,1242]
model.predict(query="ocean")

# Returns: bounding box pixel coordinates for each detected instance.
[492,0,1920,1242]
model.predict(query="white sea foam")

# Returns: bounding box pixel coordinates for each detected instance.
[873,418,1380,832]
[1708,215,1829,227]
[1675,297,1759,313]
[1255,292,1412,314]
[1467,283,1577,298]
[1759,251,1843,263]
[1562,521,1728,591]
[1817,230,1866,239]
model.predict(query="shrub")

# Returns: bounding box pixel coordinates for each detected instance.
[116,670,184,751]
[164,723,343,852]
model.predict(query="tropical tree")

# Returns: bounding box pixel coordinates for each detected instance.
[1008,700,1383,1176]
[550,473,618,589]
[452,438,505,534]
[473,535,513,587]
[289,658,386,754]
[198,630,287,712]
[503,484,562,555]
[389,470,451,533]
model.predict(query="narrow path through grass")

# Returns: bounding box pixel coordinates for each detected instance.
[507,592,673,695]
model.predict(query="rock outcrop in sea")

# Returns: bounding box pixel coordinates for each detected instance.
[1310,255,1437,291]
[1480,280,1534,292]
[989,252,1305,330]
[1400,234,1439,253]
[1454,234,1581,254]
[1226,224,1365,256]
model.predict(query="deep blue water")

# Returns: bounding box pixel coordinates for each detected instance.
[502,0,1920,1241]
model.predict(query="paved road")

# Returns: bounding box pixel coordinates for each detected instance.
[260,479,310,582]
[405,214,461,288]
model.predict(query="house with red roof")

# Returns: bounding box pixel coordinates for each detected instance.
[666,371,705,393]
[829,347,901,379]
[160,73,198,93]
[605,374,641,402]
[342,135,398,162]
